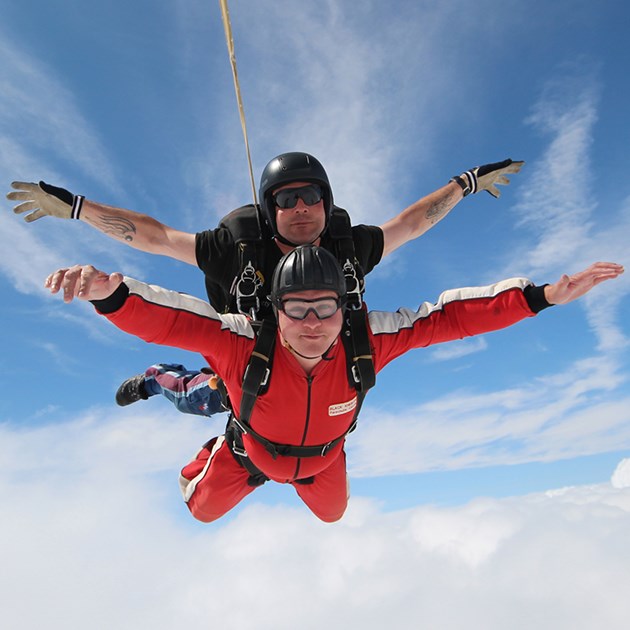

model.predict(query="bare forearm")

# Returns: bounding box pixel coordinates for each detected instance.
[380,182,463,257]
[80,200,197,265]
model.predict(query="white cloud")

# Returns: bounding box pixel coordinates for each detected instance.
[429,336,488,361]
[0,34,118,190]
[509,70,600,276]
[180,0,489,227]
[0,31,156,296]
[611,459,630,489]
[2,409,630,629]
[502,68,629,353]
[350,354,630,477]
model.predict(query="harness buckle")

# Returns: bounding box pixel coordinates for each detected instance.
[321,441,334,457]
[232,417,248,435]
[260,367,270,388]
[231,442,248,457]
[235,261,262,317]
[342,259,363,310]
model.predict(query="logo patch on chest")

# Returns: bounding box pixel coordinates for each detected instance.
[328,397,357,417]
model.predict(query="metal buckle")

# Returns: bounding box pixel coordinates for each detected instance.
[235,261,262,317]
[231,442,248,457]
[343,259,363,310]
[260,367,270,388]
[232,417,248,435]
[321,440,334,457]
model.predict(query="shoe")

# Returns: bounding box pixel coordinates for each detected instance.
[115,373,149,406]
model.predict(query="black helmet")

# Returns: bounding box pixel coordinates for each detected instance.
[259,152,334,242]
[270,245,346,303]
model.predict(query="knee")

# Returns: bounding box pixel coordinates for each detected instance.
[313,504,347,523]
[186,502,223,524]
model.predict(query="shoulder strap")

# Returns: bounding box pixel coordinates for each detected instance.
[341,305,376,393]
[327,206,365,310]
[238,317,277,427]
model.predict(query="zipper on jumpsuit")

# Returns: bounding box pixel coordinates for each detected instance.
[292,375,313,481]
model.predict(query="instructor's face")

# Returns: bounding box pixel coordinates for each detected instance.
[274,181,326,245]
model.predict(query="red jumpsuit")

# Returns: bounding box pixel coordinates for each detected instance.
[95,276,543,522]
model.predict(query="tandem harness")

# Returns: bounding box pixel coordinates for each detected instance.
[224,307,375,487]
[214,204,376,486]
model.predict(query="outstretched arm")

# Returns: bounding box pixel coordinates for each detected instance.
[380,159,524,258]
[44,264,247,371]
[370,261,624,368]
[8,181,197,265]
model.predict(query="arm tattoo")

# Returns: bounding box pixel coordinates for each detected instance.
[85,214,137,242]
[426,189,459,224]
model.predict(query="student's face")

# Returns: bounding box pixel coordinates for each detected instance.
[273,181,326,245]
[277,289,344,358]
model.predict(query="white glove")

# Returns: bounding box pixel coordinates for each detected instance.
[451,159,524,198]
[7,181,84,222]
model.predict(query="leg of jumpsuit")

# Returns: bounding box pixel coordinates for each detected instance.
[144,363,224,417]
[179,436,257,522]
[291,449,349,523]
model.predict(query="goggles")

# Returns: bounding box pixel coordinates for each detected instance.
[276,296,345,320]
[273,184,323,209]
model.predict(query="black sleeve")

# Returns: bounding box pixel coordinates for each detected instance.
[90,282,130,314]
[195,228,238,287]
[524,284,553,313]
[350,224,384,275]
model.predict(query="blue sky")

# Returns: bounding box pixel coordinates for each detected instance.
[1,1,630,628]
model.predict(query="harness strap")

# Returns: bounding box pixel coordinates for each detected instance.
[225,419,269,487]
[239,317,276,421]
[231,413,354,459]
[342,306,376,392]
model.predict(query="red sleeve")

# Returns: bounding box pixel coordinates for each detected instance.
[97,277,255,379]
[368,278,537,371]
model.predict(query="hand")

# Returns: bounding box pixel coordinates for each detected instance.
[451,159,524,198]
[7,181,84,221]
[45,265,124,303]
[544,262,624,305]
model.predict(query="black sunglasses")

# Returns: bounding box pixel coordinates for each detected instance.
[276,296,345,320]
[273,184,323,209]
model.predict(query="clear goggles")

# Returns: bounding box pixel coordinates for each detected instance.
[273,184,323,209]
[276,296,345,320]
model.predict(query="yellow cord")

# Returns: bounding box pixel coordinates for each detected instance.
[218,0,259,207]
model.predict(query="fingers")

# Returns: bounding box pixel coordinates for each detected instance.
[487,185,500,198]
[45,268,69,295]
[45,265,98,302]
[8,181,38,193]
[6,182,38,202]
[502,160,524,174]
[574,262,624,282]
[11,200,38,214]
[24,209,45,223]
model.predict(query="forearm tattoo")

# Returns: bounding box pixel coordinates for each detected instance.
[425,188,459,224]
[85,214,137,242]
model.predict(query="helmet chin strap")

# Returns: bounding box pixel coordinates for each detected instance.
[280,335,337,361]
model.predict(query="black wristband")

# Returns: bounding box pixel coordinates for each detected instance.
[524,284,553,314]
[90,282,129,313]
[450,172,475,196]
[71,195,84,220]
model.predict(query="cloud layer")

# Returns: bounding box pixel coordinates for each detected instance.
[2,410,630,630]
